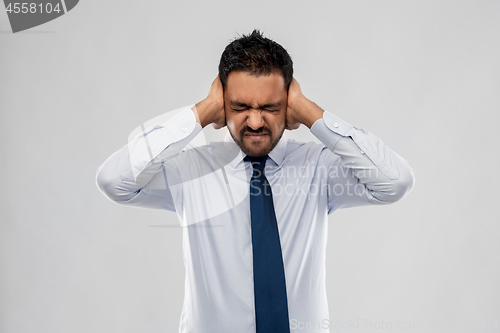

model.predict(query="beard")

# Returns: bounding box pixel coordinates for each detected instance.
[229,125,284,158]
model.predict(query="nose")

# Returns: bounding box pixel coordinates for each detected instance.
[246,110,265,130]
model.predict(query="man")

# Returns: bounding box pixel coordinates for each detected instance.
[96,30,415,333]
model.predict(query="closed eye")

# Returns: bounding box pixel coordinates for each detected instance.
[230,101,281,112]
[232,108,279,112]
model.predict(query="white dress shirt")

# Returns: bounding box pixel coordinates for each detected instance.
[96,105,415,333]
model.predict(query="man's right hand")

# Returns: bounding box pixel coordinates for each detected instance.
[193,76,226,129]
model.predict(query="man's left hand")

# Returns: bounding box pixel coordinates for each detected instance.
[286,78,324,130]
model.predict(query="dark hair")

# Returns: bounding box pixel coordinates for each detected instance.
[218,29,293,89]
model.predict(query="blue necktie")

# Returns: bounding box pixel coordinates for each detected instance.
[245,155,290,333]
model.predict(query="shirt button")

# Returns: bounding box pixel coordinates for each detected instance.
[333,123,339,128]
[360,150,365,154]
[182,127,187,133]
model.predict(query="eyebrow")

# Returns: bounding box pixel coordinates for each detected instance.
[230,101,281,109]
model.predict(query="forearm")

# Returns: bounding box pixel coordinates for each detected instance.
[311,112,415,204]
[193,98,222,128]
[95,105,202,205]
[289,96,324,129]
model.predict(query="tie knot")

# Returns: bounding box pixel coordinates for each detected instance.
[244,155,268,170]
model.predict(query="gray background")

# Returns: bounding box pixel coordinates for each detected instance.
[1,0,499,332]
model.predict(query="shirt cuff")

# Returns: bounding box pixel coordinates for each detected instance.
[310,110,354,150]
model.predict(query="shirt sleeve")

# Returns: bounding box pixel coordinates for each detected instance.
[95,105,203,211]
[310,111,415,213]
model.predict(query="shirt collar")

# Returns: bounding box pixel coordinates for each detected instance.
[223,130,288,169]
